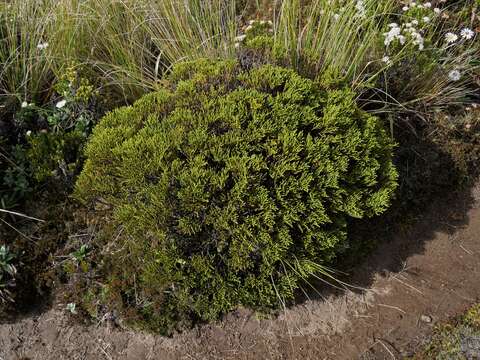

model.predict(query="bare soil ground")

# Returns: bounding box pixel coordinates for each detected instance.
[1,181,479,360]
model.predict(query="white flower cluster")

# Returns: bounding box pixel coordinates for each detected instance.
[385,1,476,50]
[384,23,406,47]
[402,1,433,11]
[37,42,48,51]
[404,22,425,50]
[234,19,273,48]
[384,22,425,50]
[244,19,273,33]
[355,0,366,18]
[402,1,444,17]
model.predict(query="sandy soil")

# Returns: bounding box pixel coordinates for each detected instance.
[1,182,479,360]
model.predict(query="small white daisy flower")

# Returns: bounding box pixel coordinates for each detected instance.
[402,6,409,11]
[21,101,28,108]
[333,13,340,21]
[424,2,432,8]
[26,130,32,136]
[37,42,48,50]
[460,28,475,40]
[448,69,461,81]
[56,99,67,109]
[433,7,441,14]
[445,32,458,44]
[423,16,430,23]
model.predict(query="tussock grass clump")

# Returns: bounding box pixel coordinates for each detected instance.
[76,59,397,334]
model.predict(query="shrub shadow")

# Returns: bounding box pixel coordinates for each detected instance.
[298,122,479,302]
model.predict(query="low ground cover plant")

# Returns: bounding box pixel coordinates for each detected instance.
[413,303,480,359]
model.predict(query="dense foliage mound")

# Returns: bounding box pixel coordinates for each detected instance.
[75,59,398,333]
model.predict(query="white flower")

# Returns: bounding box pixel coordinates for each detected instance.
[56,99,67,109]
[26,130,32,136]
[384,26,401,46]
[433,7,441,14]
[412,20,419,26]
[398,35,406,45]
[445,32,458,44]
[448,70,461,81]
[411,32,425,50]
[37,42,48,50]
[234,34,247,42]
[382,56,392,65]
[422,16,430,23]
[356,0,366,16]
[333,13,340,21]
[388,23,399,28]
[424,2,432,8]
[402,6,409,11]
[460,28,475,40]
[21,101,28,108]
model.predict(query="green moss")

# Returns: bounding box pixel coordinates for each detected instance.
[415,303,480,359]
[75,59,397,334]
[464,304,480,330]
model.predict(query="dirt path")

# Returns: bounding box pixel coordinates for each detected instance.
[1,182,479,360]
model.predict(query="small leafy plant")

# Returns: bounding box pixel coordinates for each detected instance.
[0,65,100,209]
[71,245,89,262]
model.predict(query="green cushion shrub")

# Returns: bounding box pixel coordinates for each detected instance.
[75,59,398,334]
